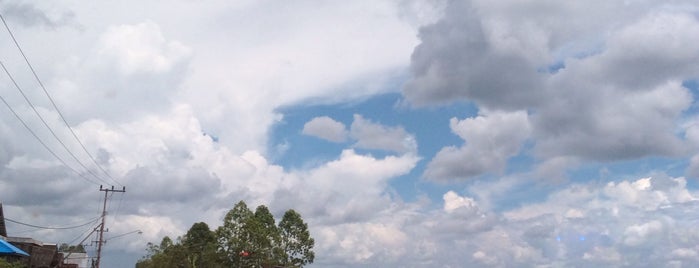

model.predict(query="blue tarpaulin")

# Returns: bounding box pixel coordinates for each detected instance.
[0,239,29,256]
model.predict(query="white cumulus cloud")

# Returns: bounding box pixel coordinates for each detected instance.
[350,114,417,154]
[302,116,347,142]
[424,110,531,181]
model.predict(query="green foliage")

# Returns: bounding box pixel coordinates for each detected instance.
[279,209,315,267]
[216,200,255,267]
[0,258,24,268]
[58,243,86,253]
[136,201,315,268]
[135,236,188,268]
[182,222,219,268]
[251,205,282,266]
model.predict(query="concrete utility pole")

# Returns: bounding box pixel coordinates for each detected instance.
[95,185,125,268]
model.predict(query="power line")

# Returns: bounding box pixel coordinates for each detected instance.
[4,216,100,230]
[111,192,126,227]
[0,12,121,187]
[0,61,110,185]
[0,90,101,185]
[55,223,102,268]
[66,223,101,245]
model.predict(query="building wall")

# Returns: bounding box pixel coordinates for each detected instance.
[7,240,58,268]
[61,252,90,268]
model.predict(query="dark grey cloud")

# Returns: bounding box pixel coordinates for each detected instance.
[0,121,17,167]
[0,166,96,216]
[1,1,78,29]
[533,81,691,160]
[403,0,545,109]
[406,0,699,180]
[120,166,221,204]
[532,11,699,161]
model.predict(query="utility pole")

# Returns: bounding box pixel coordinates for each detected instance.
[95,185,125,268]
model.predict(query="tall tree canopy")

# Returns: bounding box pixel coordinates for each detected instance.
[136,201,314,268]
[182,222,219,268]
[216,201,255,267]
[250,205,282,266]
[135,236,188,268]
[278,209,315,267]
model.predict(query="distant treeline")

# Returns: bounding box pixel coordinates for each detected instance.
[135,200,314,268]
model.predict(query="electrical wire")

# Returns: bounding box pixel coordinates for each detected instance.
[66,223,101,246]
[106,191,115,226]
[111,192,126,227]
[0,16,127,259]
[57,223,101,268]
[4,216,100,230]
[0,91,101,185]
[106,191,115,214]
[1,12,121,187]
[1,61,112,186]
[104,189,127,238]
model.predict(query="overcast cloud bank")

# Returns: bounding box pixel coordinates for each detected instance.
[1,0,699,267]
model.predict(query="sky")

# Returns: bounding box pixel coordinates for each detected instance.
[1,0,699,267]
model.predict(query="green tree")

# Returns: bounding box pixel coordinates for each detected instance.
[182,222,220,268]
[135,237,167,268]
[59,243,86,253]
[137,201,315,268]
[135,236,187,268]
[215,201,255,267]
[251,205,282,266]
[278,209,315,267]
